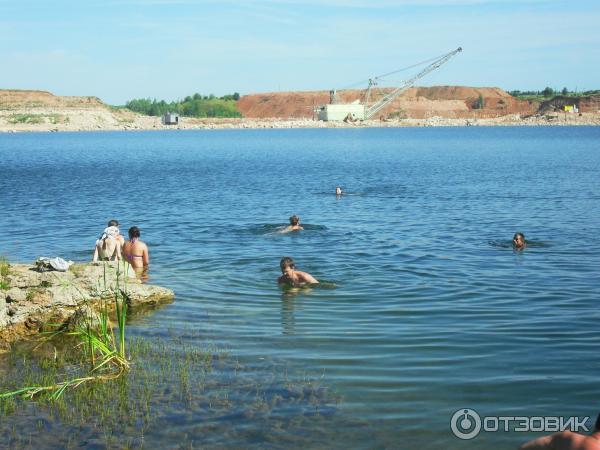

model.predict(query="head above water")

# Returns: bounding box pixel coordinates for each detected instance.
[280,256,295,273]
[108,219,120,227]
[513,232,525,248]
[128,226,141,240]
[335,186,342,195]
[289,215,300,226]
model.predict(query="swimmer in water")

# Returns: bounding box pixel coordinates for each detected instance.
[278,257,318,287]
[335,186,343,195]
[283,215,304,232]
[513,232,526,250]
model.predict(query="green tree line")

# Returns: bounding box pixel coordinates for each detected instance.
[508,87,600,100]
[125,92,242,118]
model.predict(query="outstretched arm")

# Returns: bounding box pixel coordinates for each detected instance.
[114,241,121,261]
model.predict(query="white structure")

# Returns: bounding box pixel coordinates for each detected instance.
[162,112,180,125]
[317,103,365,121]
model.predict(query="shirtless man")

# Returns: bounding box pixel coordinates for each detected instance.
[107,219,125,247]
[283,215,304,232]
[278,257,318,287]
[519,413,600,450]
[92,225,121,262]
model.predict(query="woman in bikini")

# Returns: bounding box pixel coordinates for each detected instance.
[122,226,150,271]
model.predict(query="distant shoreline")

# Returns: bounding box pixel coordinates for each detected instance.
[1,113,599,133]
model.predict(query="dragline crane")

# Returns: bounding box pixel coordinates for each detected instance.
[317,47,462,121]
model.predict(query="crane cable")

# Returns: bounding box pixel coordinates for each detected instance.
[337,50,454,91]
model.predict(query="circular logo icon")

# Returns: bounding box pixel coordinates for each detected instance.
[451,408,482,440]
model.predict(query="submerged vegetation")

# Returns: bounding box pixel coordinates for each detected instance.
[0,329,341,448]
[124,92,242,118]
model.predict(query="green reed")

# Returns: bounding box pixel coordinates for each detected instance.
[0,261,130,400]
[0,256,10,290]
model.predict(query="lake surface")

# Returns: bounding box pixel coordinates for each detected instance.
[1,127,599,449]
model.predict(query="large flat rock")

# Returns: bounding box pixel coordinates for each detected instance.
[0,262,174,353]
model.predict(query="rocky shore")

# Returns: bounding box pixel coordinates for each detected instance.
[0,261,174,353]
[1,112,599,133]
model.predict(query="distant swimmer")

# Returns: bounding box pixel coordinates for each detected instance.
[519,411,600,450]
[283,215,304,232]
[278,257,318,287]
[335,186,343,195]
[93,225,121,262]
[513,232,527,250]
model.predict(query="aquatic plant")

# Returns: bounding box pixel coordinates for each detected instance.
[0,256,10,290]
[0,261,130,400]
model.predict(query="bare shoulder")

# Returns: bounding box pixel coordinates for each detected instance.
[551,431,593,449]
[298,271,318,284]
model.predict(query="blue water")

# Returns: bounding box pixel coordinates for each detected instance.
[1,127,600,449]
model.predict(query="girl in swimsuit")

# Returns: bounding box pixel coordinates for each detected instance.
[122,226,149,270]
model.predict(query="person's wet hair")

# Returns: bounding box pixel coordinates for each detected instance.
[289,215,300,226]
[280,256,295,273]
[108,219,119,227]
[513,232,525,241]
[128,226,141,239]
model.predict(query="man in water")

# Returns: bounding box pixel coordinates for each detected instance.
[336,186,343,195]
[108,219,125,246]
[513,232,526,250]
[284,215,303,232]
[278,257,318,287]
[519,412,600,449]
[93,223,122,262]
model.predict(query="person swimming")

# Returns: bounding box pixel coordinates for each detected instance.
[122,226,149,270]
[335,186,343,195]
[513,232,526,250]
[92,225,121,262]
[278,256,318,287]
[283,215,304,232]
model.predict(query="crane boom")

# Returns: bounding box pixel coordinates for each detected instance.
[364,47,462,120]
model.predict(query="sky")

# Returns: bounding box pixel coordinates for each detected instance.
[1,0,598,105]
